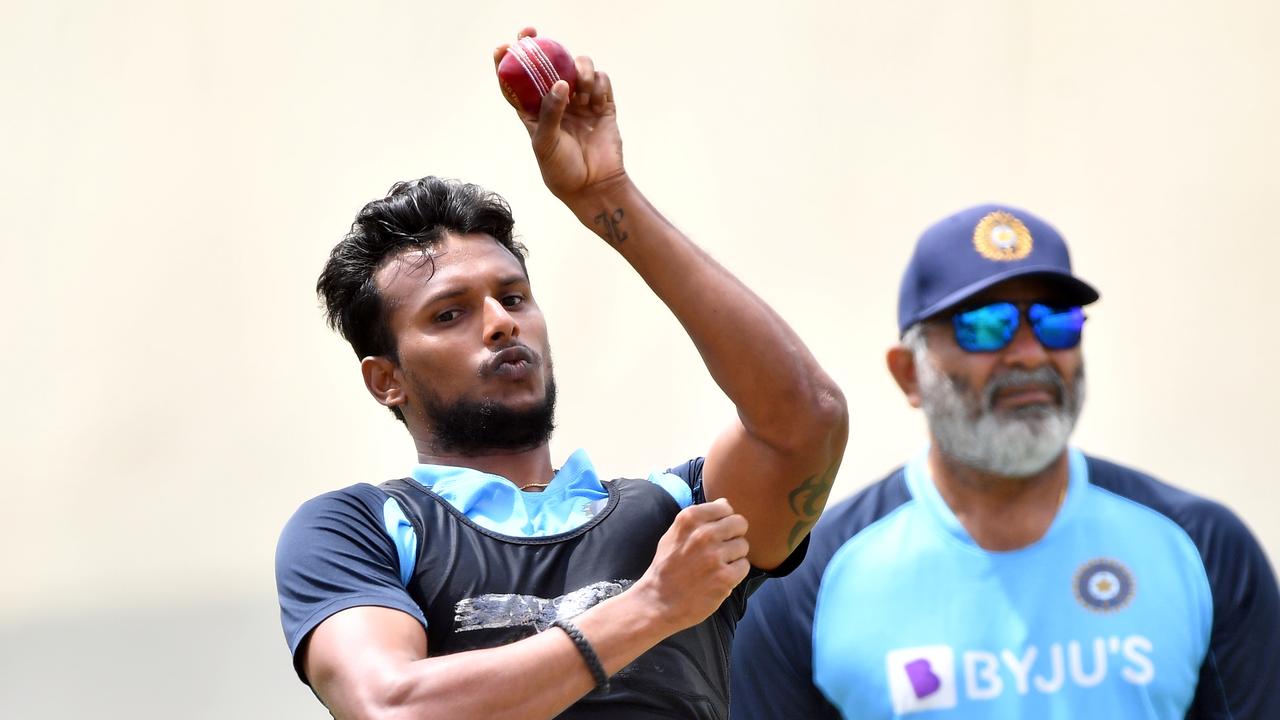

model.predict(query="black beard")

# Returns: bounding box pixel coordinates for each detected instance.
[420,378,557,456]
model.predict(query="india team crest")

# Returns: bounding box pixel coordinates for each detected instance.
[1074,558,1136,613]
[972,210,1033,261]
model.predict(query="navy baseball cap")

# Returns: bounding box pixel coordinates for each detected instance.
[897,204,1100,335]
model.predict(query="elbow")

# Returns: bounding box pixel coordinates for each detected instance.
[325,670,427,720]
[775,375,849,455]
[813,379,849,439]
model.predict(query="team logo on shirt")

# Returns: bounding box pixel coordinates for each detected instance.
[973,211,1033,261]
[1074,558,1135,613]
[885,646,958,713]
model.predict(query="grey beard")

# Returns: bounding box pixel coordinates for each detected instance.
[917,359,1085,477]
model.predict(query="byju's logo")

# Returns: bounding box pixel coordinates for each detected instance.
[885,646,957,714]
[885,636,1155,710]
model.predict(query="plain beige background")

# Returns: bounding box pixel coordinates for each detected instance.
[2,1,1276,716]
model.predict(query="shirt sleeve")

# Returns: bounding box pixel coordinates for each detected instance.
[1184,501,1280,719]
[664,457,809,578]
[274,483,428,683]
[664,457,708,505]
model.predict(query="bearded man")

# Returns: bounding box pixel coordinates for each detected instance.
[273,31,847,719]
[729,205,1279,719]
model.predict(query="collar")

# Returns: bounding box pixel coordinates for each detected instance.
[408,448,608,537]
[905,446,1089,551]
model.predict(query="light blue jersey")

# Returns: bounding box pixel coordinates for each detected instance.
[731,450,1280,719]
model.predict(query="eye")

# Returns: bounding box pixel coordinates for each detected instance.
[435,309,461,323]
[501,294,524,308]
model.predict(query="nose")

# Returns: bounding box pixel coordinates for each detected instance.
[482,296,520,346]
[1002,317,1050,368]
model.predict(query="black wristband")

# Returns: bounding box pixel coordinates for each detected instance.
[552,618,610,694]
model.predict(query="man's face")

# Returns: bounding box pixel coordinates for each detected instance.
[375,232,556,454]
[914,276,1086,477]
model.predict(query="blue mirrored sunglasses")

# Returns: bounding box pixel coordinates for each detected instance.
[951,302,1086,352]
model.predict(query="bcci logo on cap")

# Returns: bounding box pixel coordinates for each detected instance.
[885,646,957,714]
[1074,558,1136,613]
[973,210,1033,261]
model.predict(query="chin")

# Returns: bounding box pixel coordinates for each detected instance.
[487,383,548,407]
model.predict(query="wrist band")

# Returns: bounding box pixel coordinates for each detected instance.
[552,618,610,694]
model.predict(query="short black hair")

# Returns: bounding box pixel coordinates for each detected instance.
[317,176,527,420]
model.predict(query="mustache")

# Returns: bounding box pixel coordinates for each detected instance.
[479,344,539,376]
[982,366,1067,409]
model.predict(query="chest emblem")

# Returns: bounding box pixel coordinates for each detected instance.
[1073,558,1135,613]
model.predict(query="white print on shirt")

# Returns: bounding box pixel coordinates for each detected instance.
[886,636,1154,713]
[454,579,632,632]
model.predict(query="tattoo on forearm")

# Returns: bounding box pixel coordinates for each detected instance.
[786,458,840,550]
[594,208,628,244]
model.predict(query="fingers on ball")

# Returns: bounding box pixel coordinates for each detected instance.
[574,56,595,105]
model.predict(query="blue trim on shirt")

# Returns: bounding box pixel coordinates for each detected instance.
[381,497,417,586]
[648,470,693,508]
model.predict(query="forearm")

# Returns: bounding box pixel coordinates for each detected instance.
[563,176,845,446]
[326,588,671,720]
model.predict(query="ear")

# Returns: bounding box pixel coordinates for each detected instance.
[886,345,923,409]
[361,356,407,411]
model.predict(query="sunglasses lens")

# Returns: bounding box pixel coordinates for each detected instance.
[1029,304,1086,349]
[953,303,1020,351]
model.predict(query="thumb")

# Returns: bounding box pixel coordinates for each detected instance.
[531,80,570,156]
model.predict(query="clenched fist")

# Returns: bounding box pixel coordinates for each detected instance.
[633,498,751,634]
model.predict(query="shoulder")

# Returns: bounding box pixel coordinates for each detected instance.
[1084,454,1275,621]
[1084,454,1259,556]
[275,483,411,584]
[278,484,393,547]
[285,483,393,522]
[1087,459,1280,718]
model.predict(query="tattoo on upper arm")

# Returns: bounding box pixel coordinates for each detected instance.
[594,208,628,244]
[786,458,840,550]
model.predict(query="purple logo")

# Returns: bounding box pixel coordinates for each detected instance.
[904,658,941,698]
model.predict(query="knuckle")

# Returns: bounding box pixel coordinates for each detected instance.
[673,508,699,530]
[687,524,711,546]
[717,566,740,588]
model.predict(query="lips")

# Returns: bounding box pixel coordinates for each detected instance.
[994,385,1059,407]
[984,367,1068,411]
[483,345,538,378]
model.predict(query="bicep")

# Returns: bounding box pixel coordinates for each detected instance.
[304,606,430,717]
[702,422,844,570]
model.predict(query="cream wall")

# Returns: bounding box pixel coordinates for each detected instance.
[2,1,1276,716]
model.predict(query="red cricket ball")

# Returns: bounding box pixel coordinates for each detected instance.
[497,36,578,115]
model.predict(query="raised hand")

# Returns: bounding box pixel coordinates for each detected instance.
[493,28,626,203]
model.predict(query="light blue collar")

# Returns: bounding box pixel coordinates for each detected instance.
[409,449,610,537]
[905,446,1089,551]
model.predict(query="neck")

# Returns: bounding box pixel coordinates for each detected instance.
[927,441,1070,552]
[414,440,556,490]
